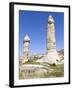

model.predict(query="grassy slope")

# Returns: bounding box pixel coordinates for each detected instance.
[19,60,64,79]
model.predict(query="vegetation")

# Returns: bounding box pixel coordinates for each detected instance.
[48,64,64,77]
[24,60,41,65]
[19,62,64,79]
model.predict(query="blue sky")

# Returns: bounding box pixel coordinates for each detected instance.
[19,10,64,56]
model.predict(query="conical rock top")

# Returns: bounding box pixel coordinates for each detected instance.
[48,15,54,24]
[24,34,30,42]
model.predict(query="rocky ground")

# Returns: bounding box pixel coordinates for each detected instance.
[19,62,64,79]
[19,49,64,79]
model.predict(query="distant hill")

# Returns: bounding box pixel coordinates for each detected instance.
[58,49,64,55]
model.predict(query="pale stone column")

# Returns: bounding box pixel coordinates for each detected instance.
[46,15,59,64]
[47,15,56,52]
[22,34,30,63]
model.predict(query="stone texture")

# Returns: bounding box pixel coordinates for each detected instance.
[46,15,60,64]
[22,34,30,63]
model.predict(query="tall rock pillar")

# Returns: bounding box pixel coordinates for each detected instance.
[22,34,30,63]
[46,15,59,64]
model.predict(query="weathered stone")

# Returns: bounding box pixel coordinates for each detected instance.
[22,34,30,63]
[46,15,60,64]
